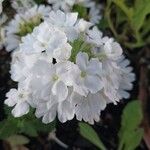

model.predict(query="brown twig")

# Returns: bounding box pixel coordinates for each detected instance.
[138,48,150,149]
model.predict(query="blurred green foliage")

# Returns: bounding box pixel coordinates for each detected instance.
[99,0,150,49]
[0,107,55,139]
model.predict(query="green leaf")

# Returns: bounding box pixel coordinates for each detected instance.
[33,118,56,133]
[124,129,143,150]
[118,100,144,150]
[72,4,88,20]
[141,17,150,37]
[19,113,56,137]
[113,0,133,19]
[131,0,150,32]
[70,37,92,62]
[34,0,44,4]
[20,121,38,137]
[115,7,127,25]
[0,108,56,139]
[98,18,109,30]
[0,119,19,139]
[121,100,143,131]
[79,122,106,150]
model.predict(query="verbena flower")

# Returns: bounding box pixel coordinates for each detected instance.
[5,87,31,117]
[11,0,36,13]
[47,0,75,12]
[5,9,135,124]
[5,5,51,52]
[116,56,135,99]
[71,91,107,124]
[47,0,102,24]
[76,0,102,24]
[72,52,103,96]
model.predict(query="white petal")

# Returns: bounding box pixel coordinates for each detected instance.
[76,19,92,32]
[4,98,16,107]
[5,89,18,106]
[33,41,45,53]
[73,83,89,96]
[87,58,102,75]
[72,92,107,124]
[31,60,53,76]
[12,102,29,117]
[76,52,89,71]
[84,75,103,93]
[35,102,49,118]
[57,100,74,123]
[119,90,130,99]
[52,81,68,101]
[65,27,78,41]
[65,12,78,26]
[53,43,72,62]
[42,104,57,124]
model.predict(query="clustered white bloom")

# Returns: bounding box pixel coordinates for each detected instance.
[5,5,51,52]
[11,0,36,13]
[1,0,135,125]
[47,0,75,11]
[47,0,102,24]
[4,9,135,124]
[2,0,102,52]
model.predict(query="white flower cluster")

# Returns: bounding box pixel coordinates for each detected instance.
[1,0,135,124]
[4,0,102,52]
[47,0,102,24]
[11,0,36,13]
[4,9,135,124]
[5,5,51,51]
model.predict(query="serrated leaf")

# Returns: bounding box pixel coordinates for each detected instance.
[20,121,38,137]
[121,100,143,131]
[0,108,56,139]
[118,100,144,150]
[125,128,144,150]
[79,122,106,150]
[0,119,19,139]
[19,113,56,137]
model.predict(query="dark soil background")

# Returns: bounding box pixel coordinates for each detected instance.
[0,49,148,150]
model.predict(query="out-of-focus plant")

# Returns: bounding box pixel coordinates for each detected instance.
[99,0,150,49]
[118,100,143,150]
[0,107,55,139]
[79,100,144,150]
